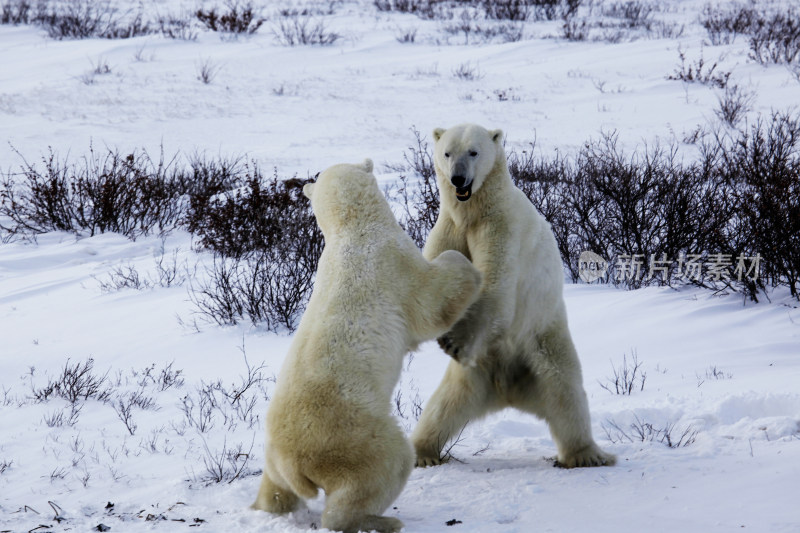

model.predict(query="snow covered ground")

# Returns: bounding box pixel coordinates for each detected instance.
[1,1,799,532]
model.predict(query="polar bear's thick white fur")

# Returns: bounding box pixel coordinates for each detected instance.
[252,159,482,533]
[411,124,616,469]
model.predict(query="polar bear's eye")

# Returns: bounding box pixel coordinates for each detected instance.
[469,151,478,157]
[444,152,450,158]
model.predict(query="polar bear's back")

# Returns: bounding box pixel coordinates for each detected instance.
[264,233,414,499]
[278,236,411,395]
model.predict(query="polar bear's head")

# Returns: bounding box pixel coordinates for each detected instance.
[303,159,386,235]
[432,124,503,202]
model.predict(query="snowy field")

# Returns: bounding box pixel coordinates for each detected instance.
[1,0,799,532]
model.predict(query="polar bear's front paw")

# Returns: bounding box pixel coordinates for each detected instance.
[555,445,616,469]
[437,334,463,360]
[415,452,446,468]
[437,333,478,365]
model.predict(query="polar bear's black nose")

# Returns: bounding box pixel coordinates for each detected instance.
[451,175,467,188]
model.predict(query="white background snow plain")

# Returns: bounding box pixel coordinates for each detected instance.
[1,1,799,532]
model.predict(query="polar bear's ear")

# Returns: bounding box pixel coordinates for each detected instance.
[490,129,504,144]
[433,128,446,142]
[302,182,314,199]
[362,158,374,173]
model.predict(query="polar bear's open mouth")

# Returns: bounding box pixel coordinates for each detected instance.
[455,184,472,201]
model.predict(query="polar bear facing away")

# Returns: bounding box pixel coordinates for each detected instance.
[252,160,482,533]
[411,124,616,469]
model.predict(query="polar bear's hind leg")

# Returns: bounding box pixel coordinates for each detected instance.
[515,326,616,468]
[321,423,412,533]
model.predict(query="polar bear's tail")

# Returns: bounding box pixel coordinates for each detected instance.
[283,466,319,499]
[271,455,319,499]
